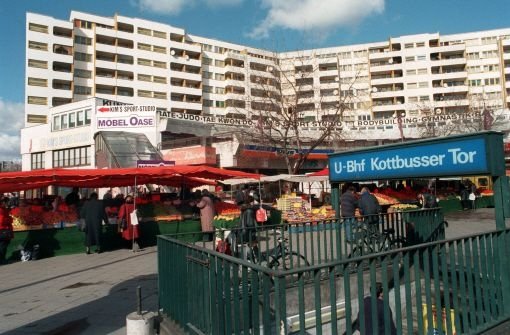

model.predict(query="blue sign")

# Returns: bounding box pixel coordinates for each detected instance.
[329,137,489,181]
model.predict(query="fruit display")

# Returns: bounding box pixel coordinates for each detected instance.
[214,202,241,216]
[11,206,78,231]
[277,196,336,223]
[389,204,419,212]
[373,193,399,205]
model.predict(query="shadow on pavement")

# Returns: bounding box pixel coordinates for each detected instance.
[3,274,159,335]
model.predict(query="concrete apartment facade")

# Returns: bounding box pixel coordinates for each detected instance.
[21,11,510,172]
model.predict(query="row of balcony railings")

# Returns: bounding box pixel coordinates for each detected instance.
[158,208,510,334]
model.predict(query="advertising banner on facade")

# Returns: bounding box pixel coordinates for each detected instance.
[162,146,216,165]
[136,160,175,167]
[96,111,155,129]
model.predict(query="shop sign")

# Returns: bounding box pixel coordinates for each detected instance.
[136,160,175,167]
[329,132,504,182]
[38,131,91,151]
[158,111,346,130]
[97,112,155,129]
[97,105,156,113]
[162,146,216,165]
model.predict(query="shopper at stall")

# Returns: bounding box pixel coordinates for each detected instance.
[418,191,437,209]
[341,186,359,242]
[359,187,381,227]
[196,189,215,241]
[117,195,140,250]
[80,192,108,254]
[65,187,81,207]
[0,197,14,265]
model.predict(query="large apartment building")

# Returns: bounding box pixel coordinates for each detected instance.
[22,11,510,171]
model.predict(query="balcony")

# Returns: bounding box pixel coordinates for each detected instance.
[430,43,465,53]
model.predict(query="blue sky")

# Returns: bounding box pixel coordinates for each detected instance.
[0,0,509,160]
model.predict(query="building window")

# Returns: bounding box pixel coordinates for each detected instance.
[485,78,500,85]
[74,85,92,95]
[28,41,48,51]
[138,90,152,98]
[202,57,213,65]
[138,43,151,51]
[153,61,166,69]
[153,91,167,99]
[74,69,92,78]
[53,146,90,168]
[214,87,225,94]
[153,76,167,84]
[405,56,415,62]
[214,73,225,81]
[31,152,45,170]
[74,35,92,45]
[215,60,225,67]
[74,20,93,29]
[416,42,425,47]
[405,43,414,49]
[53,115,61,130]
[69,112,76,127]
[137,74,152,82]
[85,109,91,125]
[202,71,213,79]
[61,114,68,129]
[137,58,151,66]
[416,55,426,61]
[27,114,47,123]
[29,23,48,33]
[203,99,213,107]
[27,96,47,105]
[203,85,213,93]
[418,82,429,88]
[215,101,225,108]
[417,68,428,75]
[74,52,92,62]
[28,77,47,87]
[77,111,84,126]
[137,27,152,36]
[28,59,47,69]
[153,30,166,39]
[153,45,166,54]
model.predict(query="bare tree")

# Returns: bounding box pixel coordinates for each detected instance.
[228,51,366,174]
[415,92,509,138]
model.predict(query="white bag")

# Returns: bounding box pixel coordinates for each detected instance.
[468,193,476,201]
[130,209,139,226]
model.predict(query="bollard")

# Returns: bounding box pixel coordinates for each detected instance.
[126,311,156,335]
[126,286,155,335]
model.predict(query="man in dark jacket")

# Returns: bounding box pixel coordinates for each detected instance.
[359,187,381,226]
[80,192,108,254]
[350,282,397,335]
[341,186,359,242]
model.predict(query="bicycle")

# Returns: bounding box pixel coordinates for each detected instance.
[229,234,310,283]
[347,222,402,258]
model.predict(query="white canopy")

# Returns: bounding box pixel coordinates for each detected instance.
[220,173,329,185]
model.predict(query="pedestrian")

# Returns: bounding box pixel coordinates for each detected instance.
[349,282,397,335]
[359,187,381,225]
[195,189,215,241]
[341,186,359,242]
[417,191,437,209]
[65,187,81,207]
[117,194,140,250]
[80,192,108,254]
[0,197,14,265]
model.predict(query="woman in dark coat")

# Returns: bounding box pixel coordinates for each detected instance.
[80,192,108,254]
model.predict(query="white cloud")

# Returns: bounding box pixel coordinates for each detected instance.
[249,0,385,39]
[135,0,243,15]
[0,98,24,161]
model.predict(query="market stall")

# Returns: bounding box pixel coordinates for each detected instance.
[2,166,260,261]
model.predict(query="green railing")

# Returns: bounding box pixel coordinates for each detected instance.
[158,210,510,334]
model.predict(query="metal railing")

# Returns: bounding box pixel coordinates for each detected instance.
[158,210,510,334]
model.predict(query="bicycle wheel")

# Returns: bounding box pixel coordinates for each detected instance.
[276,252,310,283]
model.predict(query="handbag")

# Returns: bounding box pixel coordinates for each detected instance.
[0,229,12,241]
